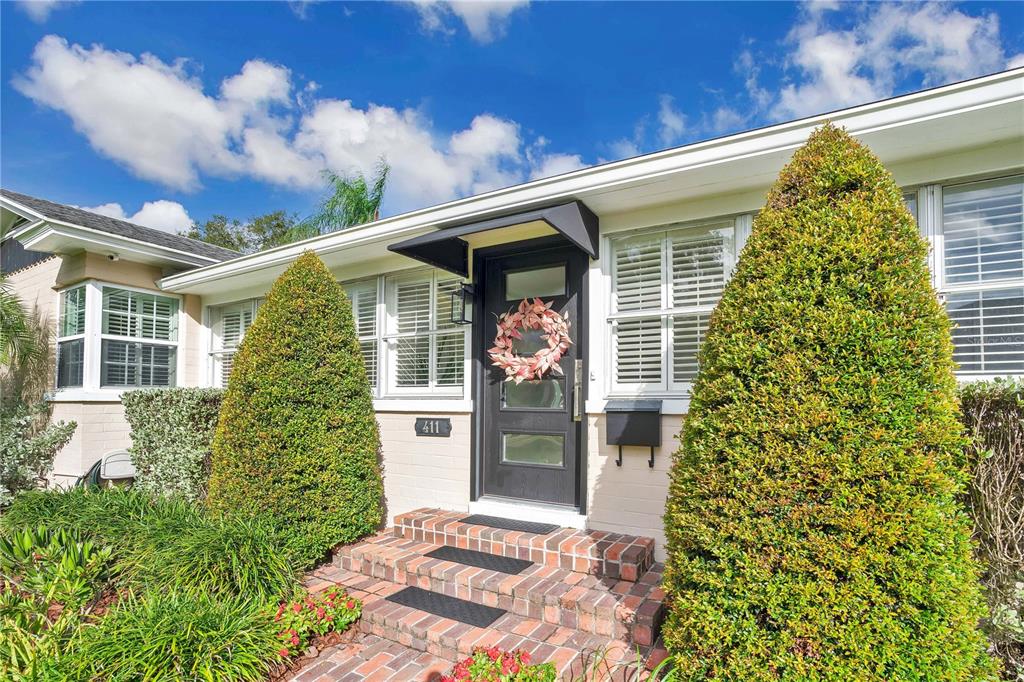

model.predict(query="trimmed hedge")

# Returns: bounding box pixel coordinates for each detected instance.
[662,124,996,679]
[206,251,383,567]
[959,379,1024,679]
[122,388,223,501]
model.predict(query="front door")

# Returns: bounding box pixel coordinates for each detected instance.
[479,243,587,508]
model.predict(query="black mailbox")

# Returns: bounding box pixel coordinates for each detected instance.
[605,400,662,468]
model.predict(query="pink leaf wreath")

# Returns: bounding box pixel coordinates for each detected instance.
[488,298,572,383]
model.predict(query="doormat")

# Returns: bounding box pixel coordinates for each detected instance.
[426,545,532,575]
[386,586,506,628]
[460,514,559,535]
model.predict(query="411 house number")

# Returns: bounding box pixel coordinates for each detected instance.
[414,417,452,437]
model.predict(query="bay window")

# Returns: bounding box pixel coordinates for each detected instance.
[52,282,182,394]
[209,299,258,387]
[384,270,465,394]
[100,288,178,388]
[939,175,1024,375]
[608,218,736,394]
[56,286,85,388]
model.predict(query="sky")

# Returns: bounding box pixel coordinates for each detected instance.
[1,0,1022,235]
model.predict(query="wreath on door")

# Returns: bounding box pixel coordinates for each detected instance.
[488,298,572,383]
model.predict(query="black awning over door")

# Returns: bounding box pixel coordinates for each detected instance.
[387,201,599,277]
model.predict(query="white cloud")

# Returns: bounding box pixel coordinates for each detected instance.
[17,0,77,23]
[525,137,586,180]
[83,200,193,234]
[773,3,1017,119]
[657,95,686,147]
[412,1,529,43]
[15,35,584,213]
[1008,53,1024,70]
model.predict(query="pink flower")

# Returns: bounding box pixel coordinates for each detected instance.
[346,599,356,610]
[278,648,290,657]
[292,603,302,613]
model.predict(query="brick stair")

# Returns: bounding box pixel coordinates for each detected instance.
[336,533,665,645]
[301,509,670,681]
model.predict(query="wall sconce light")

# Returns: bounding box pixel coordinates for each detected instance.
[449,283,475,325]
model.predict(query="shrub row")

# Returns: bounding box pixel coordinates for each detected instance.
[121,387,223,502]
[959,379,1024,679]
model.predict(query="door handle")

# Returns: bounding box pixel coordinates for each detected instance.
[572,359,583,422]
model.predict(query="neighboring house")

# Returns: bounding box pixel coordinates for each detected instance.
[4,69,1022,559]
[0,190,238,484]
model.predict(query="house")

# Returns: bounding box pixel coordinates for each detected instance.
[3,68,1022,560]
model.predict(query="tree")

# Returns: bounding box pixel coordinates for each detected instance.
[288,162,389,242]
[206,251,383,566]
[662,124,996,679]
[0,274,39,368]
[182,211,299,254]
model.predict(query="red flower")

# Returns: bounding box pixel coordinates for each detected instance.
[487,646,500,661]
[440,677,455,682]
[292,603,302,613]
[316,607,326,619]
[346,599,356,610]
[278,648,290,657]
[510,663,520,674]
[291,634,300,645]
[520,650,531,665]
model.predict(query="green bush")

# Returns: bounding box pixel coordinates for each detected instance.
[207,251,383,566]
[121,387,224,501]
[662,124,995,680]
[2,488,299,602]
[56,592,280,682]
[0,403,75,507]
[959,379,1024,679]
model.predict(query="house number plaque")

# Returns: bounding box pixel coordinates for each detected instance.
[415,418,452,437]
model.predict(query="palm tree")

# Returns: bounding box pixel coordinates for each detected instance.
[286,161,389,243]
[0,274,38,368]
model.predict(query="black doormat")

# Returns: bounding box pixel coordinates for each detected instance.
[426,545,533,575]
[460,514,559,535]
[386,586,506,628]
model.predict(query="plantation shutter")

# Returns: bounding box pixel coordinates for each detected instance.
[214,302,255,386]
[102,289,178,341]
[344,281,379,387]
[60,287,86,336]
[612,235,663,384]
[435,277,464,386]
[394,277,431,386]
[670,230,726,385]
[943,177,1024,285]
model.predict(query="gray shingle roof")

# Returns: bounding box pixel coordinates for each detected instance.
[1,189,239,263]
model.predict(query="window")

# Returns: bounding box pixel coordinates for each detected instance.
[56,286,85,388]
[209,300,258,387]
[384,271,465,393]
[609,219,736,393]
[344,280,380,389]
[100,287,178,388]
[939,176,1024,375]
[903,191,918,224]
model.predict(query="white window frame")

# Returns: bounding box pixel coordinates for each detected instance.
[342,277,382,396]
[917,173,1024,381]
[383,268,468,397]
[208,298,260,388]
[605,216,746,397]
[51,280,185,399]
[55,285,86,389]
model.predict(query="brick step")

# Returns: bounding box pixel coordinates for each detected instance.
[335,533,667,646]
[394,508,656,582]
[305,565,653,681]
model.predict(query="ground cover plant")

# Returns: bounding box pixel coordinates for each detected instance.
[121,387,224,501]
[207,251,384,567]
[1,487,363,680]
[442,647,556,682]
[662,124,996,680]
[960,379,1024,679]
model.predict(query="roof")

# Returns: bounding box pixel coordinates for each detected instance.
[160,67,1023,299]
[0,188,238,263]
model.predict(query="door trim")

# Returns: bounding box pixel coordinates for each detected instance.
[470,236,589,512]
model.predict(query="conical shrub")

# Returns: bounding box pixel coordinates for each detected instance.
[207,251,383,567]
[662,125,996,680]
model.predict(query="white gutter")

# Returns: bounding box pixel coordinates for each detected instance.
[160,67,1024,293]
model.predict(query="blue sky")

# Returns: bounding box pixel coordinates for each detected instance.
[2,0,1022,235]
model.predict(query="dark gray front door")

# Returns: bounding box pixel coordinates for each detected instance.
[479,244,586,507]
